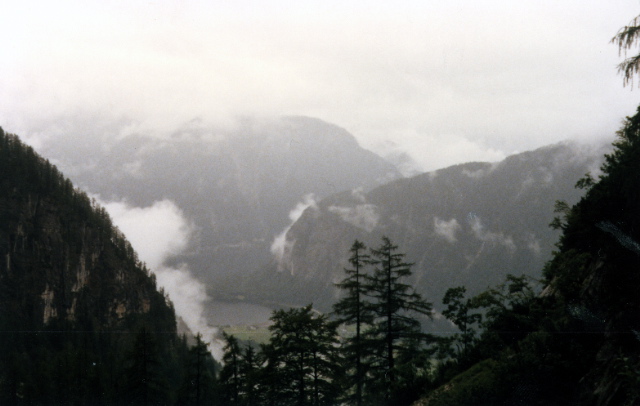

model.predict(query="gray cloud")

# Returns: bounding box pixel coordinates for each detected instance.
[434,217,461,243]
[328,204,380,233]
[1,1,638,172]
[468,215,516,251]
[271,194,318,272]
[100,198,223,359]
[526,234,542,255]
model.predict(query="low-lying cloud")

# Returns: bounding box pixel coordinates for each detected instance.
[526,233,542,255]
[102,199,191,269]
[101,198,223,359]
[271,194,318,270]
[468,215,516,251]
[2,1,637,174]
[433,217,461,243]
[328,204,380,233]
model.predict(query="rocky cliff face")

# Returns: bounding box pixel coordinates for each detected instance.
[2,194,157,328]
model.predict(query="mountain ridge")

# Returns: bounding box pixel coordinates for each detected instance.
[0,127,218,404]
[28,118,611,320]
[252,140,609,311]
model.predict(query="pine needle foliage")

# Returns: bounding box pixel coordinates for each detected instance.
[612,14,640,86]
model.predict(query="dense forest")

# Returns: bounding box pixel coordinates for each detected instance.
[0,127,219,405]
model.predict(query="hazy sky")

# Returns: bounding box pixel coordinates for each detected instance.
[1,0,639,170]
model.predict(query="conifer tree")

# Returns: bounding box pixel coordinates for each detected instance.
[332,240,371,406]
[122,326,168,406]
[180,334,218,406]
[220,333,242,405]
[239,345,260,406]
[365,237,433,403]
[441,286,482,359]
[262,305,340,406]
[612,13,640,86]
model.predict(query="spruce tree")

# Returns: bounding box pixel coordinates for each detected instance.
[262,305,340,406]
[612,13,640,86]
[239,345,260,406]
[365,237,433,403]
[332,240,371,406]
[180,334,217,406]
[220,333,242,405]
[122,326,168,406]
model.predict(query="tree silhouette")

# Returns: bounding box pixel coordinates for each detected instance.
[220,332,242,405]
[441,286,482,359]
[122,326,168,406]
[332,240,371,406]
[262,305,340,406]
[180,334,217,406]
[364,237,433,404]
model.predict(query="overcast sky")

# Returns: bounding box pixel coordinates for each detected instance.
[1,0,639,170]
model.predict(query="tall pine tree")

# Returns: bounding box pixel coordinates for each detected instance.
[122,326,168,406]
[179,334,217,406]
[220,333,243,405]
[332,240,371,406]
[365,237,433,404]
[262,305,340,406]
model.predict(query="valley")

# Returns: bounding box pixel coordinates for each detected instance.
[34,116,609,331]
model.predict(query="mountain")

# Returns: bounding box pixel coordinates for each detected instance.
[255,141,608,311]
[37,116,609,318]
[0,128,216,404]
[415,107,640,406]
[37,116,401,296]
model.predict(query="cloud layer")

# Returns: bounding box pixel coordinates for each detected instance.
[2,1,638,171]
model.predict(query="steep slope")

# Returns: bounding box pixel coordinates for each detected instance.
[542,107,640,405]
[419,107,640,406]
[0,128,212,404]
[39,116,400,296]
[263,141,607,310]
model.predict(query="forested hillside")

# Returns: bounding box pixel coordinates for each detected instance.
[415,106,640,406]
[254,141,606,311]
[37,116,401,296]
[0,127,218,405]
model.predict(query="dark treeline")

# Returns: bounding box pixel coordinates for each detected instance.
[419,104,640,406]
[216,237,550,406]
[0,127,219,405]
[219,236,436,406]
